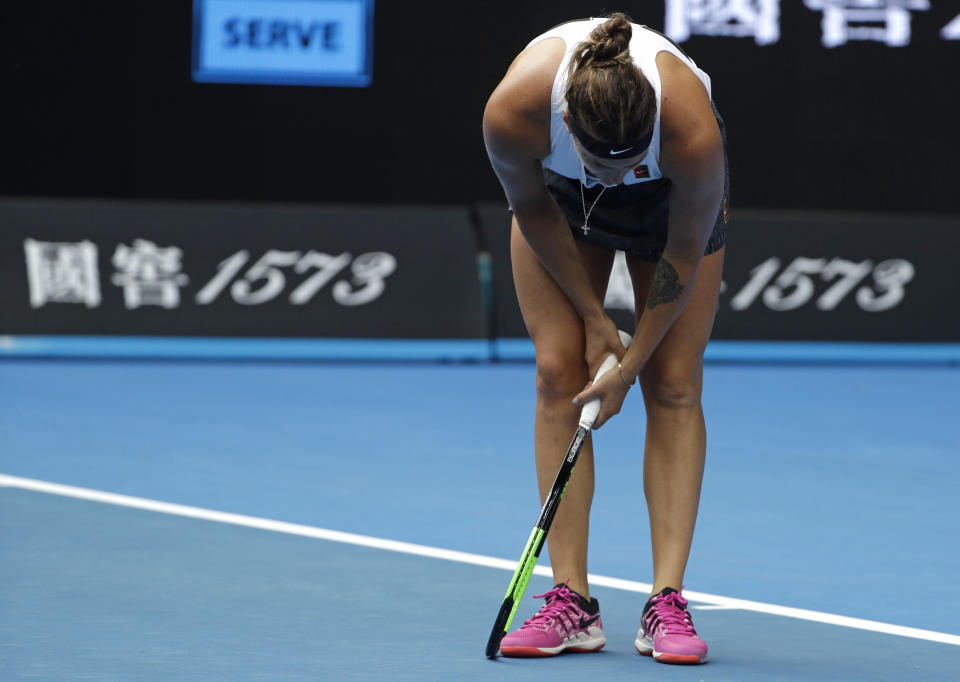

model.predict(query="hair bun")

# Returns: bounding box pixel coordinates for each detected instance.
[581,13,633,65]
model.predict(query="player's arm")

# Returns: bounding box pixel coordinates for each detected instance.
[575,117,723,424]
[618,61,724,383]
[482,48,623,371]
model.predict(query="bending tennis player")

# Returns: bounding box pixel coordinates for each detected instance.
[482,13,728,664]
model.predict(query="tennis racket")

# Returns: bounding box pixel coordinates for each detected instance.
[485,330,632,659]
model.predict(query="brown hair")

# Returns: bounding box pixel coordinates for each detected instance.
[565,13,656,145]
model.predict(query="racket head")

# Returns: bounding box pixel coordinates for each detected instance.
[485,597,514,658]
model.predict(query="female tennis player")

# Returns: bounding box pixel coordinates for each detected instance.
[482,13,728,664]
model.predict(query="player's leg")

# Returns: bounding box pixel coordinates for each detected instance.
[629,247,723,592]
[631,249,724,588]
[510,218,616,598]
[628,247,724,664]
[498,218,613,657]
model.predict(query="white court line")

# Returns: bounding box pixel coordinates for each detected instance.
[690,605,741,611]
[3,472,959,648]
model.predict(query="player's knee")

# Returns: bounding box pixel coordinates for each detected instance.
[640,363,702,410]
[535,351,584,403]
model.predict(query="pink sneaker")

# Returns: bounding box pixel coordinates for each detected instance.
[499,583,606,657]
[634,588,708,664]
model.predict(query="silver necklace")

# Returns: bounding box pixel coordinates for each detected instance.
[579,182,607,235]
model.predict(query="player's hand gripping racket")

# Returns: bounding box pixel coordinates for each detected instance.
[485,330,632,659]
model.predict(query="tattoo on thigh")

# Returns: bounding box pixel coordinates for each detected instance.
[647,258,683,310]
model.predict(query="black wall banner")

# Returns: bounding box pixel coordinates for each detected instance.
[712,212,960,342]
[3,200,958,343]
[475,203,960,343]
[0,200,486,339]
[472,203,527,340]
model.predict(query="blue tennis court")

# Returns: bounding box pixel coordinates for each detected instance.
[2,354,959,680]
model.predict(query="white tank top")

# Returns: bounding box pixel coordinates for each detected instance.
[527,19,712,188]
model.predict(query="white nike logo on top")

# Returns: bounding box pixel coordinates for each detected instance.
[610,148,633,155]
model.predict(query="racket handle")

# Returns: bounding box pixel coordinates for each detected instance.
[577,330,633,430]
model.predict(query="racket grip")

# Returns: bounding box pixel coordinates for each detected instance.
[577,330,633,430]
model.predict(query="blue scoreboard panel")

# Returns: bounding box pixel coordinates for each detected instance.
[192,0,374,86]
